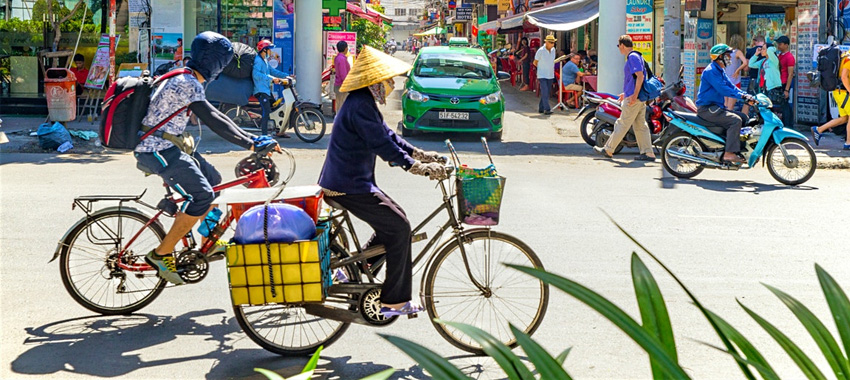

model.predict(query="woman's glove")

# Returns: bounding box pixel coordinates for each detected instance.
[409,161,447,180]
[252,135,279,156]
[413,148,444,163]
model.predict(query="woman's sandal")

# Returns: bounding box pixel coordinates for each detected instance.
[379,301,424,317]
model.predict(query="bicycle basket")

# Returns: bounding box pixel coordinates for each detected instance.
[456,165,505,226]
[225,221,332,306]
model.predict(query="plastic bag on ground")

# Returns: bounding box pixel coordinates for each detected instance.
[233,203,316,245]
[37,122,73,150]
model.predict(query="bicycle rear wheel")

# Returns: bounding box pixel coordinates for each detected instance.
[59,209,167,315]
[233,303,349,356]
[423,230,549,354]
[292,108,326,143]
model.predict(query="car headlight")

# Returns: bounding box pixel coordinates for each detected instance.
[480,91,501,105]
[408,90,429,102]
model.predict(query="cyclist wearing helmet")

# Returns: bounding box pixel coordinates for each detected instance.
[696,43,755,164]
[135,32,280,285]
[253,39,291,137]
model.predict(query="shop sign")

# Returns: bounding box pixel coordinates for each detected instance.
[323,12,343,31]
[326,31,356,67]
[86,34,120,90]
[448,1,456,10]
[682,14,697,100]
[323,0,347,17]
[456,6,473,21]
[840,0,850,44]
[746,14,791,45]
[484,0,498,5]
[498,0,511,13]
[796,0,819,123]
[274,0,295,75]
[626,0,653,65]
[683,0,705,11]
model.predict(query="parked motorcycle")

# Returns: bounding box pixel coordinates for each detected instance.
[591,98,665,154]
[574,91,619,145]
[661,93,816,186]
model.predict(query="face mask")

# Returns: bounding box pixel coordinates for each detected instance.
[368,79,395,105]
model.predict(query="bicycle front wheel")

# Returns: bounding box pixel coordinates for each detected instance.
[59,209,167,315]
[424,230,549,354]
[292,108,326,143]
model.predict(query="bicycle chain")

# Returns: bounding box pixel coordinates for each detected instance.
[264,204,277,298]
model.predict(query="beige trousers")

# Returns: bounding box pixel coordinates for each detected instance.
[334,85,348,110]
[603,100,652,155]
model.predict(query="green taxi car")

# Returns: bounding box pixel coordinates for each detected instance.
[401,46,509,140]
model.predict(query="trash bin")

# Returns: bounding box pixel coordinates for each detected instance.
[44,68,77,122]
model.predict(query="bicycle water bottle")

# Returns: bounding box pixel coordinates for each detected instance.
[198,208,222,238]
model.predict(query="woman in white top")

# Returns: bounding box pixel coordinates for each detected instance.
[724,34,749,109]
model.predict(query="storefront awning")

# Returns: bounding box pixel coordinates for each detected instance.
[525,0,599,31]
[346,3,393,26]
[414,27,447,36]
[479,20,500,33]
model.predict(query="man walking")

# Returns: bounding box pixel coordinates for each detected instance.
[593,35,656,161]
[533,35,557,115]
[775,35,796,128]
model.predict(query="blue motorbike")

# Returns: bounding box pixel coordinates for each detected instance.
[660,93,816,186]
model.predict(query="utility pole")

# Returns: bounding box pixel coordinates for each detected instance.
[663,0,680,85]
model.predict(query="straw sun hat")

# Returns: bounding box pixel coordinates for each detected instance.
[339,45,412,93]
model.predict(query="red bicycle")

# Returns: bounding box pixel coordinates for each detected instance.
[51,150,297,315]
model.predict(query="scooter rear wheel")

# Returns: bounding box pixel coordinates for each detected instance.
[661,132,706,179]
[594,124,625,154]
[580,111,599,146]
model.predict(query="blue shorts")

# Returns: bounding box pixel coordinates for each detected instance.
[134,146,222,217]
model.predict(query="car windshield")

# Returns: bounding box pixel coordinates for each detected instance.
[414,53,492,79]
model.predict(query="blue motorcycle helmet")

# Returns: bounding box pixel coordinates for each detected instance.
[187,31,233,82]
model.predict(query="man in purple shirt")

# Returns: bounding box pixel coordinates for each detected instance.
[333,41,351,109]
[594,35,656,162]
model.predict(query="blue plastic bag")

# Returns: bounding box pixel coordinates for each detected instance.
[205,75,254,106]
[233,203,316,245]
[37,122,72,150]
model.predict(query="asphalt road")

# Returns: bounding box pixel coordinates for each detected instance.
[2,53,850,380]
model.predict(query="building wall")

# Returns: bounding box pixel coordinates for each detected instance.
[382,0,426,41]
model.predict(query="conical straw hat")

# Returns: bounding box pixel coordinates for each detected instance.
[340,45,412,93]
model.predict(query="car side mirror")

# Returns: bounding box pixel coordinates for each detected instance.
[497,71,510,81]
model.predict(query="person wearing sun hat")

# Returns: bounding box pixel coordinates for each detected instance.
[318,45,446,317]
[533,34,558,115]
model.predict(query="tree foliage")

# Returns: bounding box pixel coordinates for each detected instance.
[349,4,391,50]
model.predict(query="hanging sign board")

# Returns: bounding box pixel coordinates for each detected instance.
[626,0,653,66]
[85,34,120,89]
[456,6,472,21]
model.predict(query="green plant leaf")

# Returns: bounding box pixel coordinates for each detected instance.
[283,371,315,380]
[358,369,397,380]
[739,300,828,380]
[509,324,573,380]
[254,368,287,380]
[380,334,471,380]
[507,264,689,379]
[555,347,572,366]
[816,264,850,367]
[764,284,850,379]
[700,340,781,380]
[302,346,323,373]
[703,308,779,380]
[438,320,535,380]
[631,252,677,379]
[603,212,757,380]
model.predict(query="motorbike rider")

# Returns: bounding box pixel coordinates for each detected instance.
[318,46,446,317]
[253,39,291,137]
[136,32,281,285]
[696,44,755,164]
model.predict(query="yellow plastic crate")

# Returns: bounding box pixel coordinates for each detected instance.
[226,240,327,306]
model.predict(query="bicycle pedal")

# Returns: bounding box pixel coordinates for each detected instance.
[407,313,418,319]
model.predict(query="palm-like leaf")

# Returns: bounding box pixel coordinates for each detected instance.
[438,320,535,380]
[507,264,690,379]
[764,284,850,379]
[703,308,779,380]
[631,252,677,379]
[358,369,396,380]
[738,300,828,380]
[380,334,471,380]
[555,348,572,366]
[509,324,573,380]
[816,265,850,367]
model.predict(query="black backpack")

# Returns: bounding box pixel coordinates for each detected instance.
[99,69,191,150]
[221,42,257,79]
[818,43,843,91]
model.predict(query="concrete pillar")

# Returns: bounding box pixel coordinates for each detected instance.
[663,0,680,85]
[596,0,626,95]
[295,0,322,104]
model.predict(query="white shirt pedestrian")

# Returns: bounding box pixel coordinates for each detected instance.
[534,45,556,79]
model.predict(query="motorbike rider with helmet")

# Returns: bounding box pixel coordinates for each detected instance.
[253,39,291,137]
[696,44,756,164]
[136,32,281,285]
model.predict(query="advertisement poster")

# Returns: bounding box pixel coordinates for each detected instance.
[138,29,150,67]
[626,0,653,65]
[683,15,697,99]
[326,31,357,66]
[151,0,183,73]
[274,0,295,75]
[839,0,850,45]
[152,33,183,61]
[85,34,121,89]
[796,0,819,124]
[746,14,791,45]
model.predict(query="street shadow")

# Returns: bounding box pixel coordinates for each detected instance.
[446,353,534,380]
[0,152,117,166]
[656,176,818,193]
[10,310,437,379]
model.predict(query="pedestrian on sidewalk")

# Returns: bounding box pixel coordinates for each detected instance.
[775,35,796,128]
[533,34,557,115]
[742,35,766,115]
[749,42,782,109]
[724,34,748,110]
[812,51,850,150]
[333,40,351,110]
[516,37,531,91]
[593,35,656,162]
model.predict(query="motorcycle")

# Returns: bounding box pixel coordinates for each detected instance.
[574,91,619,145]
[661,93,816,186]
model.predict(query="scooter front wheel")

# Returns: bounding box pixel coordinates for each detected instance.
[661,132,706,179]
[766,137,816,186]
[292,108,327,143]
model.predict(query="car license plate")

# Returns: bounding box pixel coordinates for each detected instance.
[439,111,469,120]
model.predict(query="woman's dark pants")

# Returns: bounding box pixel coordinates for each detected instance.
[255,93,273,135]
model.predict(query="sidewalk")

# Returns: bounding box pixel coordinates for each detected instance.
[501,85,850,169]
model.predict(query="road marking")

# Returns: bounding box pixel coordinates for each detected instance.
[678,215,794,221]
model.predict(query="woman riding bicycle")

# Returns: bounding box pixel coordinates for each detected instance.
[135,32,280,285]
[318,46,446,317]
